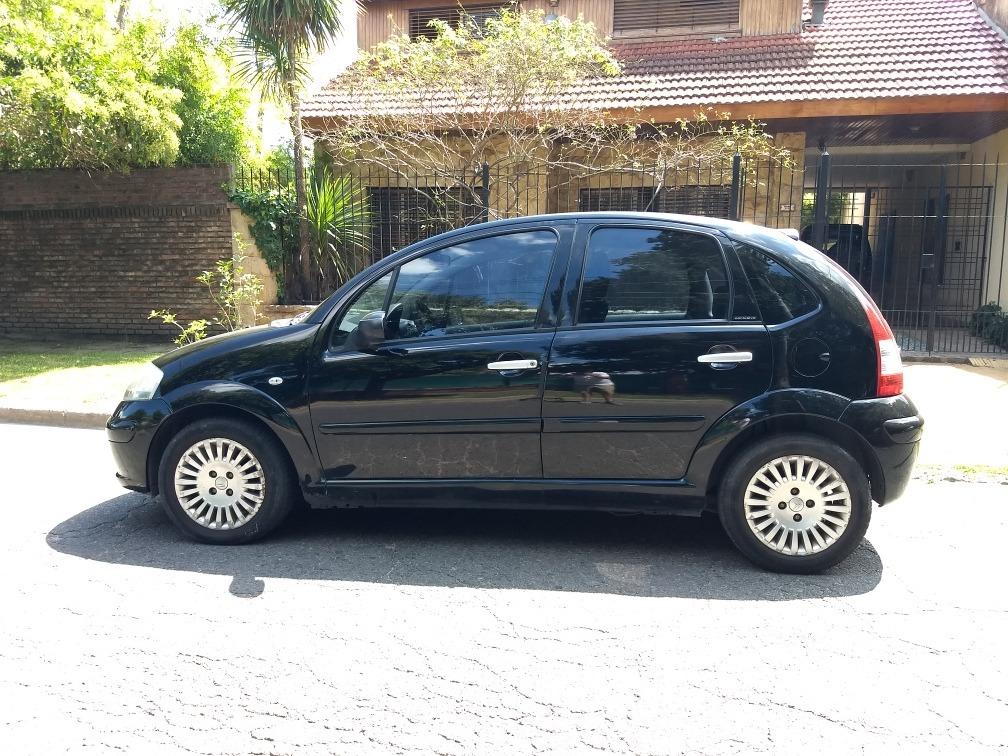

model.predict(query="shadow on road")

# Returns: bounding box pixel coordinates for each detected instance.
[47,494,883,601]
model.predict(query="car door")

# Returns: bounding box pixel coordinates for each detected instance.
[308,224,570,481]
[542,221,772,480]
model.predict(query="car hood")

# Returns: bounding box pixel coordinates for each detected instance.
[154,325,286,368]
[152,322,320,381]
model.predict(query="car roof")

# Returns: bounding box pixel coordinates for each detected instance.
[437,211,751,236]
[411,211,802,249]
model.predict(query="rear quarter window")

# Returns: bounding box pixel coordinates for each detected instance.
[735,243,819,325]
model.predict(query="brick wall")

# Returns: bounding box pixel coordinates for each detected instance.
[0,166,234,339]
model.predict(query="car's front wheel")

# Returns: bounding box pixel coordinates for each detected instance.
[718,435,871,573]
[158,417,296,544]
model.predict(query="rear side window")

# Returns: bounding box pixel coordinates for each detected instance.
[577,226,730,324]
[735,243,819,325]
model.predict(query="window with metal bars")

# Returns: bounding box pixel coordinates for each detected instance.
[612,0,741,35]
[369,186,480,257]
[408,4,503,40]
[579,186,732,218]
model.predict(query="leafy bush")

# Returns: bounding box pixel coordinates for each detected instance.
[155,25,252,166]
[229,160,371,294]
[228,186,298,295]
[0,1,252,170]
[0,0,181,169]
[305,166,371,285]
[970,302,1008,349]
[149,247,263,346]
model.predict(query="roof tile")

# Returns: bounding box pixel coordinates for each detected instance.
[304,0,1008,117]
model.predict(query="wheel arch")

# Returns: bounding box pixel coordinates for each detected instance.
[146,394,318,497]
[701,414,885,508]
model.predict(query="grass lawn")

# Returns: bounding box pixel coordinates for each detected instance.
[0,342,167,383]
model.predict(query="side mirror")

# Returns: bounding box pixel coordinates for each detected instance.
[350,310,387,351]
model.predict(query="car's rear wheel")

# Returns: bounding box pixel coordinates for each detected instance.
[718,434,871,573]
[158,417,296,544]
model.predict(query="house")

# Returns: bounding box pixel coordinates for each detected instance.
[303,0,1008,353]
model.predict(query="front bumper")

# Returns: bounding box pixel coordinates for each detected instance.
[839,393,924,504]
[107,398,172,492]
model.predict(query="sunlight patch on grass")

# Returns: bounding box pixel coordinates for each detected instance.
[0,347,165,383]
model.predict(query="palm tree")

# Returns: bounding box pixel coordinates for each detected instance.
[224,0,357,301]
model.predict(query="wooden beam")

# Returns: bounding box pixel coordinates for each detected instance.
[302,94,1008,133]
[605,94,1008,122]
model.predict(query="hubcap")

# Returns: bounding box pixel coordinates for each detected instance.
[173,438,265,530]
[744,455,852,556]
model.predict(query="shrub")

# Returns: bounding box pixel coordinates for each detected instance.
[305,166,371,286]
[227,186,298,295]
[149,244,263,346]
[971,302,1008,349]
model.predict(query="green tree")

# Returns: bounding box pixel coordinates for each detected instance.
[0,1,254,169]
[0,0,182,169]
[156,24,252,166]
[224,0,360,302]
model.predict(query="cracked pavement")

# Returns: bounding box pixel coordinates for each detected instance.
[1,423,1007,755]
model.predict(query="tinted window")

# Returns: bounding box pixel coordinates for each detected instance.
[577,227,729,324]
[331,272,394,347]
[735,243,819,325]
[387,230,556,339]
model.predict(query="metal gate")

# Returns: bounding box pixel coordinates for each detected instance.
[800,153,1006,355]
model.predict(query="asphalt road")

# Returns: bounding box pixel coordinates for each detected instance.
[1,423,1007,755]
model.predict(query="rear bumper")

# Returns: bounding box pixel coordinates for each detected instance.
[107,398,171,492]
[839,394,923,504]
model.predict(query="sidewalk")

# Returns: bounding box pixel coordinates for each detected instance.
[903,361,1008,476]
[0,339,165,428]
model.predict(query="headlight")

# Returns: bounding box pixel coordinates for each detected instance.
[123,362,163,401]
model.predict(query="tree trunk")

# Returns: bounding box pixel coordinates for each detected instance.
[255,61,265,145]
[287,73,312,303]
[115,0,130,29]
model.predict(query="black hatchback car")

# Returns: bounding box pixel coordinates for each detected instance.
[108,213,922,573]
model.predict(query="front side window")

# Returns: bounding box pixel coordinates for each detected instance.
[735,243,819,325]
[577,226,729,324]
[387,230,557,339]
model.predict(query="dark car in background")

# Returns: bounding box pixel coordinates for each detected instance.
[108,213,922,573]
[799,223,873,285]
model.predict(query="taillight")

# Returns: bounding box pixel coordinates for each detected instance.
[864,302,904,397]
[818,254,903,397]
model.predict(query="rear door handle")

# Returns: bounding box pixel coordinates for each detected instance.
[697,352,753,364]
[487,359,538,371]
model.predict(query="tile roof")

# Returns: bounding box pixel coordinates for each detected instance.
[303,0,1008,119]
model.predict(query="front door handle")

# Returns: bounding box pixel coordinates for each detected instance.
[487,359,538,371]
[697,351,753,364]
[376,345,411,357]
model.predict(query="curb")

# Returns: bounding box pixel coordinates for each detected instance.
[0,407,107,430]
[903,354,971,365]
[903,355,1008,366]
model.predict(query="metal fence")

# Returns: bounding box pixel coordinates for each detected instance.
[230,150,1008,355]
[806,152,1007,355]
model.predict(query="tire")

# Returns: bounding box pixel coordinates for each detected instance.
[157,417,296,544]
[717,434,871,574]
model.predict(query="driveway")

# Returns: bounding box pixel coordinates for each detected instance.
[1,423,1006,755]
